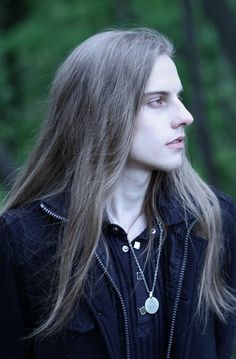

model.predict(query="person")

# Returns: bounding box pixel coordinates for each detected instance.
[0,28,235,359]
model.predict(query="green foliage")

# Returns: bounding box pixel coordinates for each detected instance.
[0,0,235,200]
[0,0,115,163]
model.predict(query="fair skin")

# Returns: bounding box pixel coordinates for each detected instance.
[107,54,193,240]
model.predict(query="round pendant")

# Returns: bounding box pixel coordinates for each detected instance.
[145,296,159,314]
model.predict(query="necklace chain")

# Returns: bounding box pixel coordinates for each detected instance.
[107,212,164,314]
[126,220,164,297]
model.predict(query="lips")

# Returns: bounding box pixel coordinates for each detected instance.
[166,136,185,149]
[166,136,185,145]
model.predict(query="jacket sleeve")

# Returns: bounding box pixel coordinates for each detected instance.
[0,216,33,358]
[215,199,236,359]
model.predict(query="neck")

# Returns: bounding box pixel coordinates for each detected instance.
[107,161,152,236]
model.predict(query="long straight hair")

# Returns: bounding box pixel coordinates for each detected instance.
[2,28,236,336]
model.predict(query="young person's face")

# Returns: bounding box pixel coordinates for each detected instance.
[128,54,193,172]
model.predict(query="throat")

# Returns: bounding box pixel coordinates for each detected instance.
[109,211,147,242]
[127,212,147,241]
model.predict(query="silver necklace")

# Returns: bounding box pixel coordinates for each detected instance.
[126,220,164,315]
[107,212,164,315]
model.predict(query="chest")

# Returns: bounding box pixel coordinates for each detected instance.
[94,223,208,358]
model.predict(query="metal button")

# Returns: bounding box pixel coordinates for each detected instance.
[151,228,156,234]
[122,245,129,252]
[112,226,119,232]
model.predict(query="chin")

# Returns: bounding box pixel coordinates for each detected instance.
[152,157,183,172]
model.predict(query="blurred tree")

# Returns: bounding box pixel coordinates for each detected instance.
[181,0,220,185]
[0,142,15,186]
[0,0,235,198]
[111,0,137,22]
[203,0,236,68]
[0,0,28,184]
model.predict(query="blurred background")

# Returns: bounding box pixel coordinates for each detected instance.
[0,0,235,202]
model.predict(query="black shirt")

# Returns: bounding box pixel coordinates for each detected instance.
[103,221,167,359]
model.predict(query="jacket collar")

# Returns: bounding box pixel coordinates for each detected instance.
[157,194,195,225]
[41,191,195,226]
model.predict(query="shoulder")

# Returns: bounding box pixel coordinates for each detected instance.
[0,201,61,266]
[213,188,236,225]
[212,188,236,248]
[213,187,235,208]
[0,202,62,329]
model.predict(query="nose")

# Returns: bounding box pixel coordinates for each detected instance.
[172,101,194,128]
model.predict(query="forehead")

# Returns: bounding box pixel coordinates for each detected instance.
[145,54,182,93]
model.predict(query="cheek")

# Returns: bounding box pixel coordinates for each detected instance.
[132,108,171,155]
[134,120,166,148]
[130,123,164,160]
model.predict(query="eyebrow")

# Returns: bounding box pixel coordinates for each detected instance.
[143,89,184,99]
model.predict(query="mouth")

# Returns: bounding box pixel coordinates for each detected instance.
[166,136,185,149]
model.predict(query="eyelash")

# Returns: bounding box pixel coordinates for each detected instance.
[147,97,166,108]
[147,94,183,108]
[148,97,165,105]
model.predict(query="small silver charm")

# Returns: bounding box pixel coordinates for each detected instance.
[145,296,159,314]
[139,306,147,315]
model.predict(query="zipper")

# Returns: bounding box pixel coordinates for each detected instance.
[165,218,198,359]
[95,253,131,359]
[40,202,66,221]
[40,202,131,359]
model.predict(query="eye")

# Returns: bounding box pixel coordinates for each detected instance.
[147,97,166,109]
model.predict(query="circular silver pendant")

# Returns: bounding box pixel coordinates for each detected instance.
[145,296,159,314]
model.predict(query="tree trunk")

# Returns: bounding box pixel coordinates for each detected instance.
[0,143,16,187]
[111,0,138,23]
[0,0,28,186]
[203,0,236,69]
[181,0,220,185]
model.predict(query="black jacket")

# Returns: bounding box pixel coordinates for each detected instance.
[0,191,235,359]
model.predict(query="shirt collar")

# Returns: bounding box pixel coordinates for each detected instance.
[41,191,195,226]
